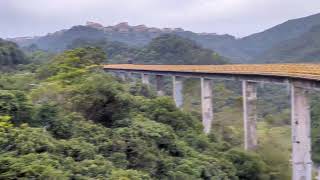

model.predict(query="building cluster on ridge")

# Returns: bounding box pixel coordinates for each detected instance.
[86,21,186,33]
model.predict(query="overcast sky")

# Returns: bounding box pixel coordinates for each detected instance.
[1,0,320,38]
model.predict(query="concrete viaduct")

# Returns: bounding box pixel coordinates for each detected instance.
[104,63,320,180]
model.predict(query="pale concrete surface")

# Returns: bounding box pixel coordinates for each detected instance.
[201,78,213,134]
[173,76,183,108]
[242,81,258,151]
[291,84,312,180]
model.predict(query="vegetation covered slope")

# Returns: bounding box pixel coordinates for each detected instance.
[10,24,235,54]
[179,79,293,179]
[10,13,320,63]
[258,25,320,63]
[68,34,228,65]
[235,13,320,60]
[2,42,320,180]
[0,47,268,179]
[0,38,27,67]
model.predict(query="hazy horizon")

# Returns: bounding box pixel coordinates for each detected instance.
[1,0,320,39]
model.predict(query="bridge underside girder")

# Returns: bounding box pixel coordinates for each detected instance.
[108,69,320,90]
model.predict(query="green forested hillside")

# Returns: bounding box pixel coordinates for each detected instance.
[259,25,320,63]
[11,13,320,63]
[236,13,320,61]
[0,39,27,68]
[66,38,136,64]
[2,38,320,179]
[67,34,228,65]
[134,34,227,65]
[0,47,269,179]
[10,24,236,57]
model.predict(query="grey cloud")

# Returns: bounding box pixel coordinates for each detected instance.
[1,0,320,38]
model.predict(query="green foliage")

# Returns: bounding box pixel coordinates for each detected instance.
[140,97,203,133]
[260,25,320,63]
[109,169,151,180]
[0,39,28,68]
[37,47,106,79]
[225,149,268,180]
[67,38,136,63]
[257,122,291,180]
[0,73,37,91]
[23,43,54,65]
[311,94,320,164]
[0,90,33,125]
[23,49,55,72]
[137,34,227,64]
[67,34,228,65]
[0,115,12,128]
[0,47,275,179]
[181,79,294,180]
[0,153,70,179]
[129,82,156,98]
[69,73,133,127]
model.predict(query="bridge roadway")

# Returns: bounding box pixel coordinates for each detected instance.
[104,63,320,180]
[104,63,320,83]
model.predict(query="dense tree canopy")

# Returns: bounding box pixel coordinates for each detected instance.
[4,38,320,179]
[6,19,320,179]
[0,39,28,67]
[0,47,270,179]
[136,34,227,65]
[67,34,228,65]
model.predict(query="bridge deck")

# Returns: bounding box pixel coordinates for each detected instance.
[104,64,320,81]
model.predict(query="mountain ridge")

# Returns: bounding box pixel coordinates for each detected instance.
[7,12,320,63]
[8,21,235,49]
[257,24,320,63]
[235,12,320,62]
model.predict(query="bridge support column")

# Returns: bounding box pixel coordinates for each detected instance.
[127,72,133,80]
[156,75,165,96]
[291,84,312,180]
[242,81,258,151]
[201,78,213,134]
[173,76,183,108]
[109,71,117,77]
[141,73,150,86]
[119,72,126,81]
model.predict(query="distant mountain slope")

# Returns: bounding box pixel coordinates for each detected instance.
[134,34,228,65]
[0,39,27,67]
[68,34,228,65]
[258,25,320,63]
[12,26,107,52]
[236,13,320,60]
[7,12,320,63]
[9,22,236,54]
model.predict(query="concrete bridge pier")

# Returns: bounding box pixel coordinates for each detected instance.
[173,76,183,108]
[201,78,213,134]
[109,71,117,77]
[156,75,165,96]
[119,72,127,81]
[141,73,150,86]
[242,81,258,150]
[127,72,133,80]
[291,84,312,180]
